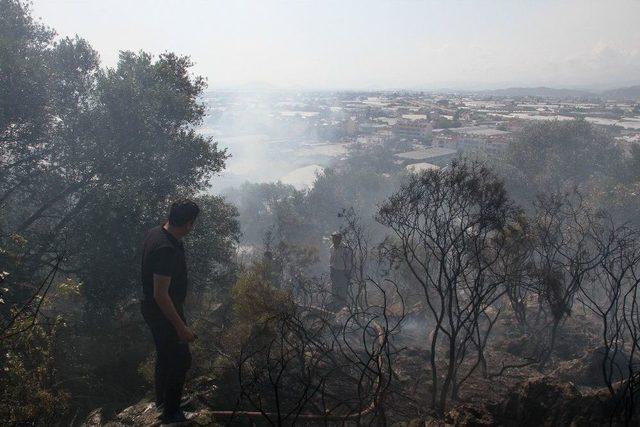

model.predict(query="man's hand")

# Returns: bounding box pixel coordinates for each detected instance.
[177,325,196,343]
[153,274,196,343]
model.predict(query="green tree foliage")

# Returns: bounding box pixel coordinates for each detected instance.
[0,0,54,138]
[207,263,294,408]
[0,257,76,424]
[499,119,640,227]
[227,145,403,287]
[229,145,401,251]
[0,0,238,421]
[187,195,240,301]
[1,0,229,314]
[598,143,640,226]
[0,317,69,424]
[225,182,305,244]
[501,119,622,201]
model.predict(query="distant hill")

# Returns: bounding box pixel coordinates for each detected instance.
[599,85,640,101]
[480,86,595,99]
[472,85,640,101]
[203,83,640,102]
[207,81,282,93]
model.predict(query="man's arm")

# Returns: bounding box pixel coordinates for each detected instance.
[153,274,195,343]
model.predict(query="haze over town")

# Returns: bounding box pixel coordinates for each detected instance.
[28,0,640,192]
[31,0,640,90]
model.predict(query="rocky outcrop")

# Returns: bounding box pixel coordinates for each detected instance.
[502,334,540,358]
[552,346,631,387]
[419,376,634,427]
[444,403,495,426]
[82,376,224,427]
[502,328,595,362]
[85,375,637,426]
[497,376,586,426]
[82,398,223,427]
[82,408,106,427]
[494,376,634,426]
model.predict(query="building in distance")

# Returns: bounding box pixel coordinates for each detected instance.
[392,119,433,143]
[449,125,511,156]
[395,146,457,167]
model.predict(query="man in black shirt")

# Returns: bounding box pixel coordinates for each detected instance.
[141,199,199,425]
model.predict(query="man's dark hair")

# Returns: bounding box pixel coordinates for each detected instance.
[168,199,200,227]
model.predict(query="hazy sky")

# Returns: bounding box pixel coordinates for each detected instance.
[31,0,640,90]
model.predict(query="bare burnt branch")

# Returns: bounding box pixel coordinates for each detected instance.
[0,253,64,341]
[376,159,518,414]
[211,211,404,425]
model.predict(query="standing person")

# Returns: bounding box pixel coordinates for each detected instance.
[329,232,352,310]
[141,200,199,425]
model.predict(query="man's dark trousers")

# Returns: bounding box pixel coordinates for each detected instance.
[141,301,191,416]
[330,267,350,308]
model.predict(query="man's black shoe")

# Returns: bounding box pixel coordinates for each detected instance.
[160,409,193,426]
[155,394,194,412]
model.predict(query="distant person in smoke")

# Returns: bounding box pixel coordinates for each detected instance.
[329,231,353,310]
[141,200,199,425]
